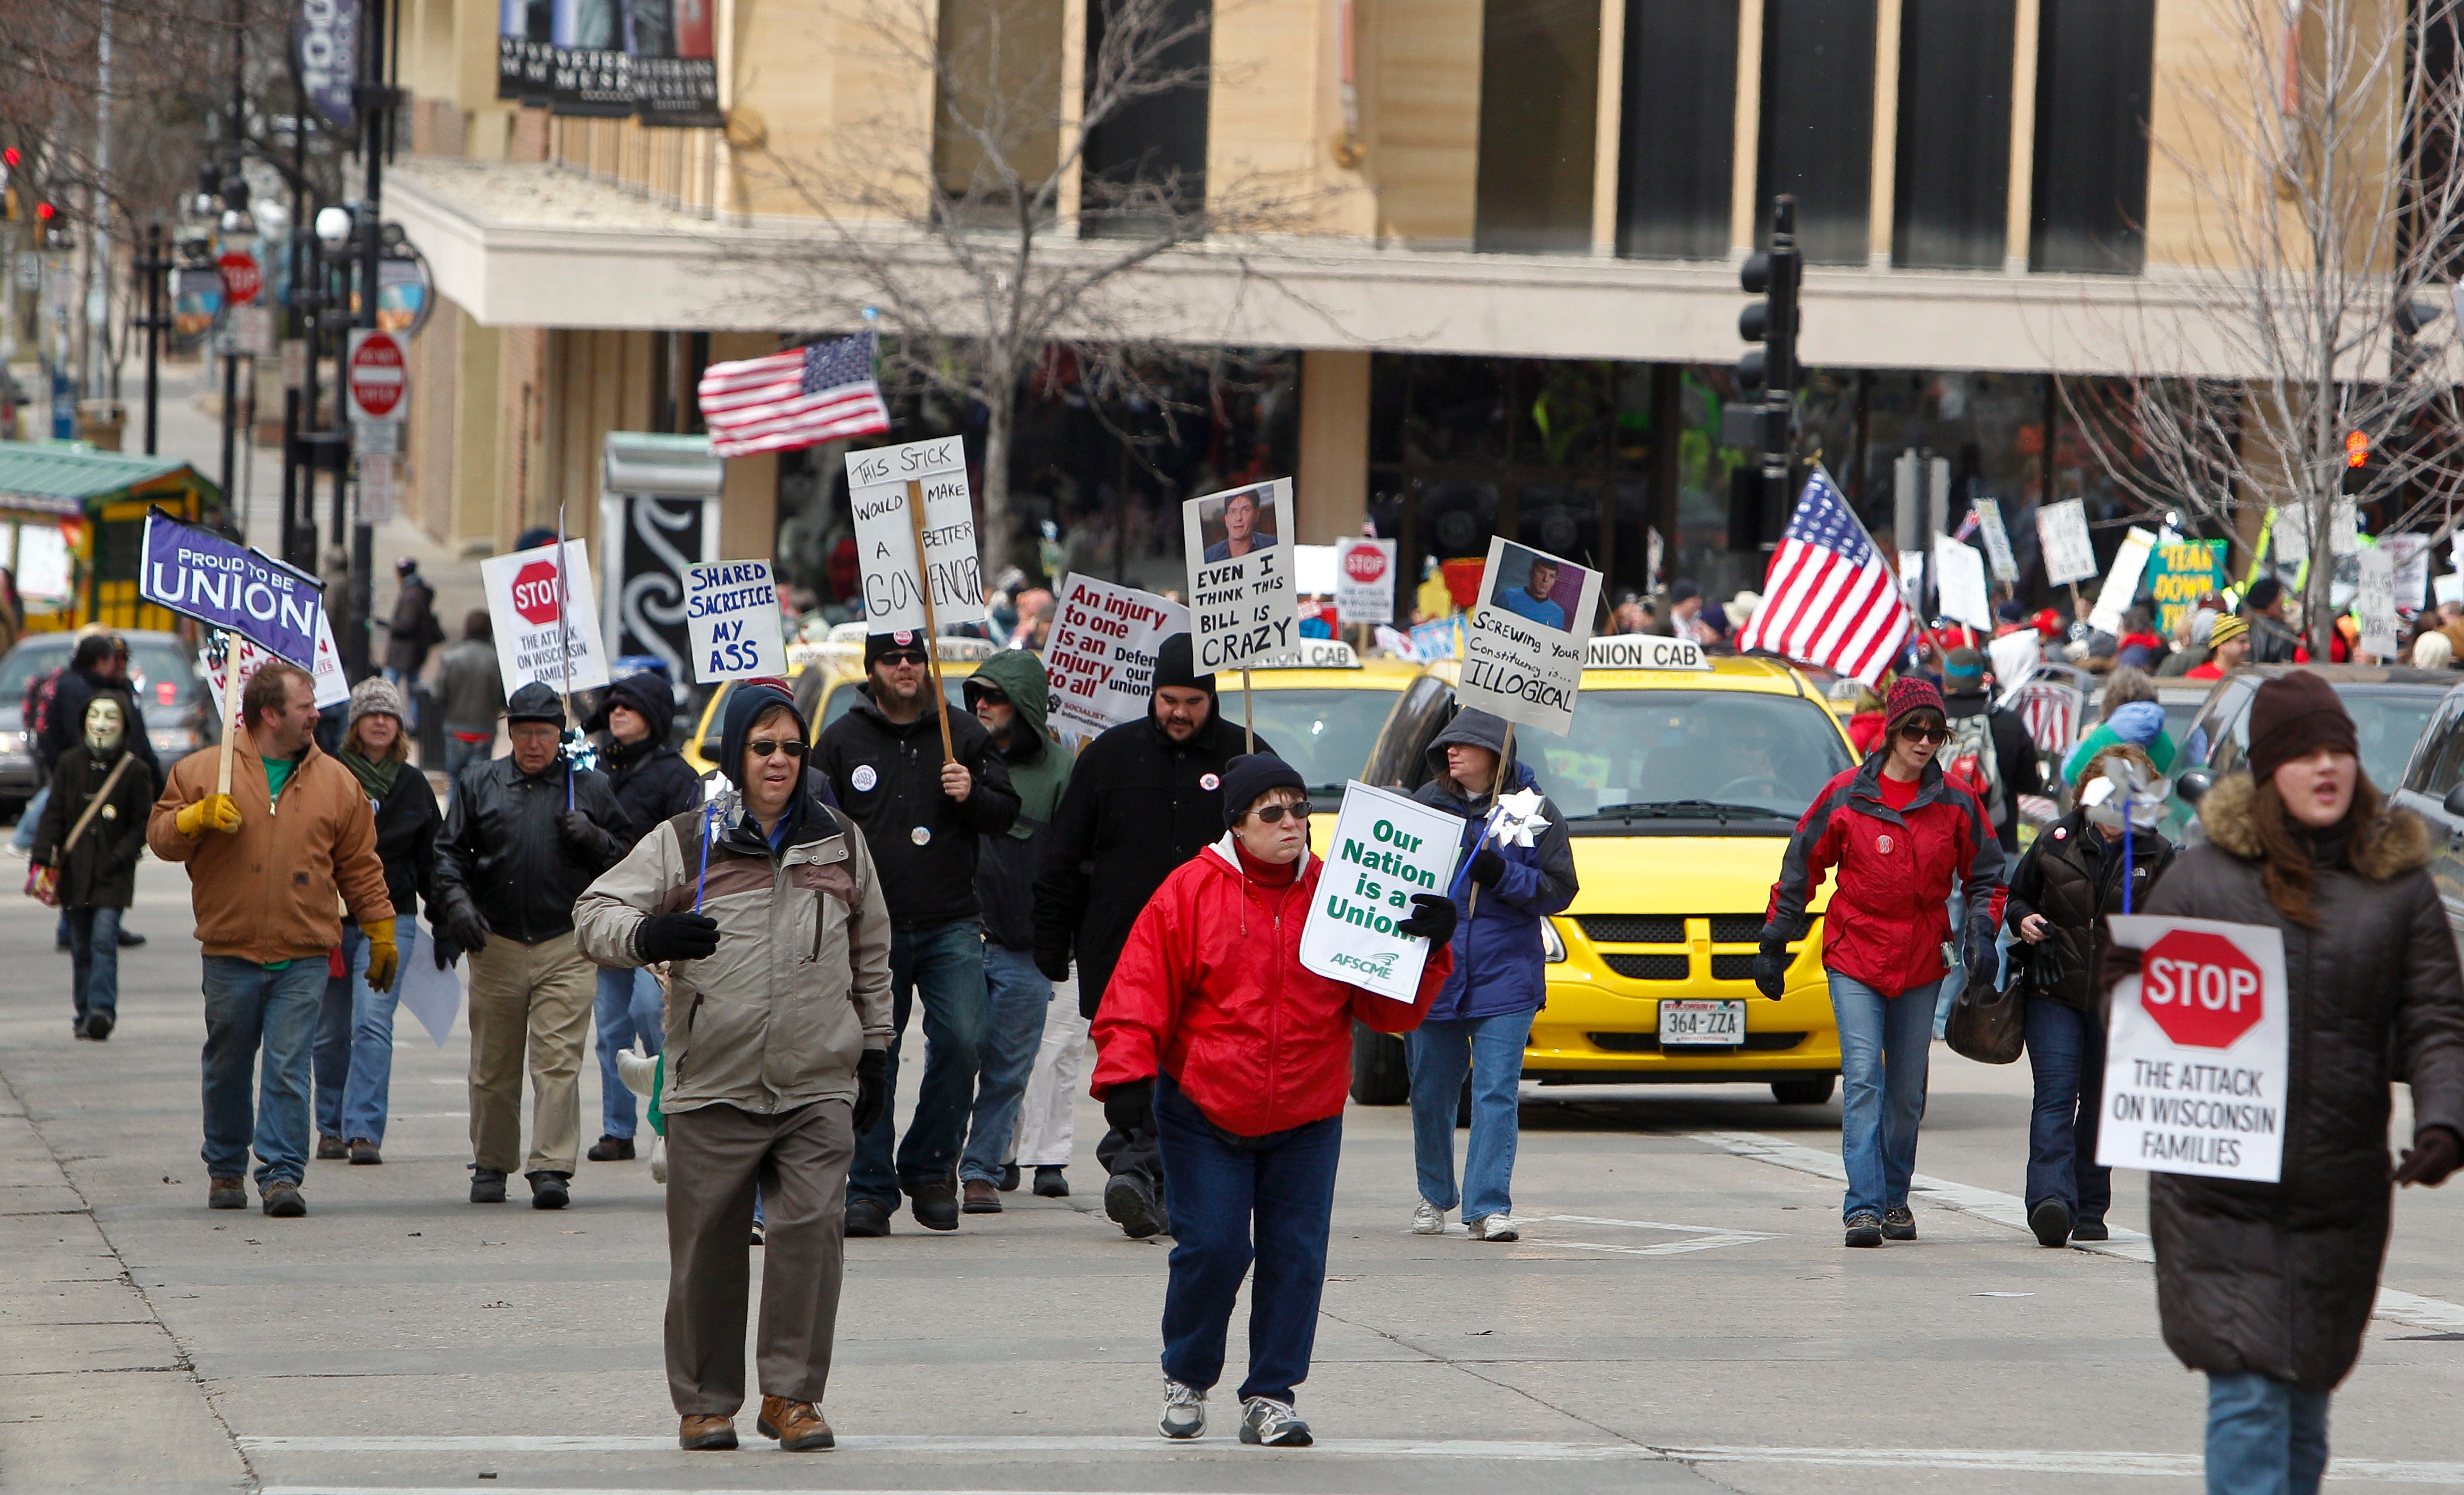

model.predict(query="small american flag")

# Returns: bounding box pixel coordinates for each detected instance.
[1735,468,1911,687]
[697,332,891,457]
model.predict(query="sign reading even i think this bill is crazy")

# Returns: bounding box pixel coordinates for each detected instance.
[1184,478,1296,671]
[1297,781,1462,1003]
[140,511,325,667]
[2097,915,2289,1183]
[683,560,789,683]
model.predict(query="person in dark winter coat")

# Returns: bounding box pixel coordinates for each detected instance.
[436,612,506,780]
[42,633,161,786]
[382,557,447,713]
[580,669,705,1162]
[1760,676,2004,1249]
[30,692,154,1040]
[1032,633,1275,1238]
[311,678,444,1164]
[2004,742,2173,1247]
[2103,672,2464,1495]
[815,630,1020,1235]
[1404,708,1576,1241]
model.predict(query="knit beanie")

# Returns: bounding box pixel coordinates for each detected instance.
[2105,700,2165,748]
[1152,633,1217,705]
[1942,647,1987,692]
[2207,614,2250,651]
[2246,671,2356,784]
[347,675,407,733]
[864,629,929,668]
[1219,753,1307,827]
[1882,677,1945,738]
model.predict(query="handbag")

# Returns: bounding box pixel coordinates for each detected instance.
[1943,945,2027,1064]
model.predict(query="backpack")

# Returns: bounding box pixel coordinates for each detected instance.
[23,664,61,742]
[1941,710,2006,829]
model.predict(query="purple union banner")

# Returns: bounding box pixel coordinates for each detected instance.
[140,513,324,667]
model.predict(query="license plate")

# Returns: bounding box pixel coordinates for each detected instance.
[1659,998,1746,1047]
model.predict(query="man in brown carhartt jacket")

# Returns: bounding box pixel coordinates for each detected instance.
[148,662,393,1219]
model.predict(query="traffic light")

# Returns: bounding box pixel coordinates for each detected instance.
[2342,429,2376,495]
[35,198,66,247]
[1737,201,1802,403]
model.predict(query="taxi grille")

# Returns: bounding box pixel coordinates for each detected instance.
[1707,915,1768,943]
[1577,915,1684,943]
[1601,953,1689,981]
[1708,954,1758,981]
[1587,1030,1812,1054]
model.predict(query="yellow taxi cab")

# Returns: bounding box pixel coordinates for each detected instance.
[1351,633,1850,1105]
[681,623,998,775]
[1210,638,1425,857]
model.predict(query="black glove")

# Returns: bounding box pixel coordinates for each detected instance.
[1753,941,1789,1001]
[1395,893,1458,945]
[1035,946,1072,984]
[636,911,721,964]
[1466,849,1506,888]
[430,928,462,970]
[2396,1124,2463,1187]
[1961,923,1999,984]
[851,1048,893,1134]
[1103,1076,1155,1137]
[439,891,490,957]
[557,811,622,865]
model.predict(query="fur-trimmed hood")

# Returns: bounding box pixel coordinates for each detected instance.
[2194,771,2434,879]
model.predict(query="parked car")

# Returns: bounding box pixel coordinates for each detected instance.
[2386,677,2464,955]
[0,630,208,817]
[2169,664,2451,841]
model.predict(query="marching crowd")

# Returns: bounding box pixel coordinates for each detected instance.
[16,595,2464,1493]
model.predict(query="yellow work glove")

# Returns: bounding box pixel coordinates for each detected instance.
[175,794,242,839]
[362,920,400,993]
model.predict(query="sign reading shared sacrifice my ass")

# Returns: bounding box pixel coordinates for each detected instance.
[1298,782,1462,1003]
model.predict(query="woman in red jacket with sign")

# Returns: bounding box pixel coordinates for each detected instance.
[1093,754,1454,1449]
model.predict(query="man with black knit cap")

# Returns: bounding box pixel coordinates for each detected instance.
[815,630,1019,1234]
[577,679,894,1453]
[1033,632,1275,1238]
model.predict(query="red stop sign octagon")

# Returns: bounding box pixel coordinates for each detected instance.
[509,560,564,626]
[1343,544,1387,584]
[217,251,262,305]
[2140,931,2264,1049]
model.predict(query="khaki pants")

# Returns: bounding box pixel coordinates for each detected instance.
[466,932,596,1178]
[665,1100,853,1414]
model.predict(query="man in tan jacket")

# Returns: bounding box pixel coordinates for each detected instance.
[574,680,892,1454]
[148,662,394,1218]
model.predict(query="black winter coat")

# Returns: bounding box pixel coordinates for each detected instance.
[815,693,1018,929]
[433,754,630,944]
[30,745,152,908]
[1033,709,1275,1018]
[601,736,702,849]
[349,763,443,923]
[2109,774,2464,1390]
[2004,808,2174,1012]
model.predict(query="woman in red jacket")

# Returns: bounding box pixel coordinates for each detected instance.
[1093,754,1455,1448]
[1757,678,2004,1248]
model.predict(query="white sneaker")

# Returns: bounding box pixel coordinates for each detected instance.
[1159,1379,1207,1439]
[1239,1395,1312,1447]
[1411,1200,1449,1235]
[1466,1213,1520,1242]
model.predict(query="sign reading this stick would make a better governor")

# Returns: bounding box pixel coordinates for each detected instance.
[846,436,990,634]
[1298,782,1462,1003]
[2097,915,2289,1183]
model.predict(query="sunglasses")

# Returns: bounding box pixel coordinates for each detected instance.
[1248,802,1313,824]
[877,650,929,667]
[747,738,808,759]
[1897,725,1951,745]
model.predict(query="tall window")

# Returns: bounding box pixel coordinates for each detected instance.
[1892,0,2012,269]
[1756,0,1876,266]
[935,0,1065,215]
[1081,0,1210,237]
[2030,0,2154,273]
[1474,0,1600,254]
[1615,1,1738,260]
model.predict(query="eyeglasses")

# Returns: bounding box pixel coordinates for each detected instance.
[1898,725,1951,745]
[747,738,808,759]
[1250,802,1313,824]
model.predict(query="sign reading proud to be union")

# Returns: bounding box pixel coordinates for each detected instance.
[140,511,324,667]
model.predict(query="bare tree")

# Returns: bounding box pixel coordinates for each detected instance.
[2063,0,2464,654]
[726,0,1316,577]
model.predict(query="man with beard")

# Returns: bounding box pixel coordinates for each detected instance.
[1033,634,1275,1238]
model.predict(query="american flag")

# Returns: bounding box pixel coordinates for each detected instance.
[696,332,891,457]
[1735,468,1911,687]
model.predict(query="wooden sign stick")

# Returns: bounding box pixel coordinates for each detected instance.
[214,630,242,799]
[1242,666,1254,754]
[904,478,957,765]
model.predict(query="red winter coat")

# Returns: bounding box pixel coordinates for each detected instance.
[1762,755,2005,997]
[1092,837,1449,1136]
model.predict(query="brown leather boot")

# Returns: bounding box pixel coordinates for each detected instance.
[677,1414,737,1451]
[757,1395,835,1451]
[961,1179,1002,1214]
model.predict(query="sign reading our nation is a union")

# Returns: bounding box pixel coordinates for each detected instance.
[140,511,324,667]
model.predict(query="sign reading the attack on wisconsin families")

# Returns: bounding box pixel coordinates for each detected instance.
[1455,535,1602,737]
[140,511,324,667]
[1297,782,1463,1003]
[2096,915,2289,1183]
[845,436,990,635]
[683,560,788,683]
[1184,478,1296,671]
[480,539,611,695]
[1041,573,1189,740]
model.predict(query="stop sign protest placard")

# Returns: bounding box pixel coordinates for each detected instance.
[1334,536,1396,626]
[509,560,563,625]
[479,539,610,695]
[2097,915,2288,1183]
[345,328,406,423]
[217,250,262,306]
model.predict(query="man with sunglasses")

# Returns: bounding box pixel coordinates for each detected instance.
[815,630,1020,1234]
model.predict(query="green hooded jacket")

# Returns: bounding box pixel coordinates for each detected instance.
[969,648,1076,948]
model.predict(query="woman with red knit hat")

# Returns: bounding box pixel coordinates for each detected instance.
[1758,677,2006,1248]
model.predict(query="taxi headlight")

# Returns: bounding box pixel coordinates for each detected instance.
[1540,919,1566,963]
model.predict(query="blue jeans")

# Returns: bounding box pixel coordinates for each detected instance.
[66,905,122,1027]
[1406,1008,1534,1221]
[443,733,490,783]
[2024,997,2111,1224]
[850,919,988,1204]
[2206,1372,2329,1495]
[383,667,420,728]
[1829,972,1938,1221]
[960,943,1049,1184]
[13,784,47,852]
[1155,1073,1342,1406]
[313,916,412,1145]
[201,957,329,1189]
[593,965,664,1139]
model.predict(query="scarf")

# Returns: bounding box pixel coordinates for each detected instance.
[339,749,399,801]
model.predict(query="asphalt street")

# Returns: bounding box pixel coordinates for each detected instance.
[4,859,2461,1495]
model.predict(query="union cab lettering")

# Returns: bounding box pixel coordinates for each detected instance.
[1584,635,1708,671]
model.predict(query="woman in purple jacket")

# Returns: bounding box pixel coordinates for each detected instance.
[1405,709,1578,1241]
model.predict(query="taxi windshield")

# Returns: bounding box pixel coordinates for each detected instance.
[1536,689,1854,823]
[1214,686,1396,794]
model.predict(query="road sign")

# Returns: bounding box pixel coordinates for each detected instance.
[216,250,262,305]
[345,328,407,424]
